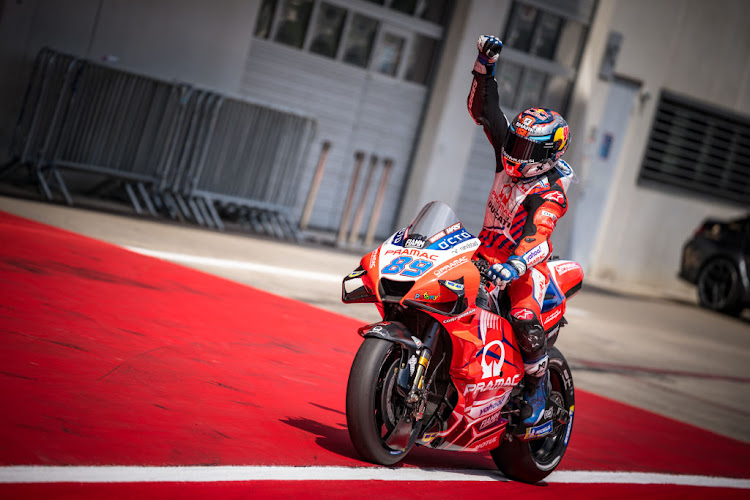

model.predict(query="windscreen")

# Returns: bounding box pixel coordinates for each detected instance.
[405,201,461,245]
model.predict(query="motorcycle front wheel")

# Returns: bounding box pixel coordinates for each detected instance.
[491,346,575,483]
[346,337,420,465]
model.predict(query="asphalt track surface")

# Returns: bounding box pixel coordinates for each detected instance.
[1,210,749,499]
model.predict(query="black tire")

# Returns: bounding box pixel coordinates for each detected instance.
[346,338,419,465]
[490,347,575,483]
[697,258,743,316]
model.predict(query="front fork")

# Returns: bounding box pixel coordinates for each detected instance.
[405,321,440,404]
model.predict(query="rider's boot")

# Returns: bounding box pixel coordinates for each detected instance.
[522,354,550,426]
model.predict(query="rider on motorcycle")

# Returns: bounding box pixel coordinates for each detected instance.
[468,35,575,427]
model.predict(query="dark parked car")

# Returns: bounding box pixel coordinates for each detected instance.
[679,215,750,315]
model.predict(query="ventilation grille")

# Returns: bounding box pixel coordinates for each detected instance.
[638,90,750,207]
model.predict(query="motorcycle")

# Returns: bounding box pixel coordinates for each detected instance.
[342,201,583,483]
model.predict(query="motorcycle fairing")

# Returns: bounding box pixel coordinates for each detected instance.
[434,309,525,452]
[361,226,482,312]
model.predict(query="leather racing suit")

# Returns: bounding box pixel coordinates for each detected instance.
[467,71,573,365]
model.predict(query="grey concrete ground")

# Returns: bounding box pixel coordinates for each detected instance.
[1,194,749,444]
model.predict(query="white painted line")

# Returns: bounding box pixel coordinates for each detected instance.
[0,466,748,488]
[125,246,343,284]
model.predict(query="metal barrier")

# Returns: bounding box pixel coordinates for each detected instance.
[1,48,317,240]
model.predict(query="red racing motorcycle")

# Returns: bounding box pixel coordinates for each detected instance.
[342,201,583,483]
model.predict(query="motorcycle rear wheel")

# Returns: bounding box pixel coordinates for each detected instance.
[490,346,575,483]
[346,337,419,465]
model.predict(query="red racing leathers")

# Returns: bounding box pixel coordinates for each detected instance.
[468,71,573,361]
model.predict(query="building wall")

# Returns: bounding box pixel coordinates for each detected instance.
[0,0,259,157]
[397,0,511,229]
[241,38,428,238]
[573,0,750,296]
[2,0,749,299]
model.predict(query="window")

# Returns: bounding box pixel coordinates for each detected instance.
[416,0,451,24]
[254,0,447,86]
[500,0,594,115]
[405,35,439,84]
[274,0,314,48]
[309,3,347,58]
[390,0,418,15]
[505,3,537,52]
[530,12,562,59]
[639,91,750,207]
[374,33,405,76]
[254,0,278,38]
[342,14,379,68]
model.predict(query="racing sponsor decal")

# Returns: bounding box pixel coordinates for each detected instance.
[564,405,575,445]
[475,397,504,418]
[473,434,499,450]
[451,239,480,255]
[512,309,535,321]
[404,238,425,248]
[562,369,573,391]
[429,229,474,251]
[468,390,513,419]
[347,269,366,278]
[391,229,406,246]
[543,308,562,326]
[463,375,520,397]
[480,340,505,379]
[428,230,446,243]
[383,248,439,261]
[369,250,378,269]
[445,222,462,234]
[524,420,553,439]
[522,241,549,267]
[420,431,439,444]
[542,191,565,205]
[478,410,502,431]
[414,292,439,301]
[540,210,558,220]
[368,325,387,338]
[442,307,476,324]
[554,262,580,275]
[443,280,464,293]
[434,255,469,278]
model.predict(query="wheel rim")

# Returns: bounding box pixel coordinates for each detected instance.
[374,344,415,456]
[698,260,736,309]
[528,363,570,469]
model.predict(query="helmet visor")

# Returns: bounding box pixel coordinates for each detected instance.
[504,134,554,164]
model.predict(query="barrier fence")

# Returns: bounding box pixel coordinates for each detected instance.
[1,48,316,240]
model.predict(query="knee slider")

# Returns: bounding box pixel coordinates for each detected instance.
[509,309,546,357]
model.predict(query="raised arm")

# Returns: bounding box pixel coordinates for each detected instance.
[467,35,509,154]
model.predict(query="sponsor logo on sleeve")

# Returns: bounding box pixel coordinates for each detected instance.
[540,210,557,220]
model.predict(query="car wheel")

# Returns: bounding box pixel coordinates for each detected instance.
[697,258,743,316]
